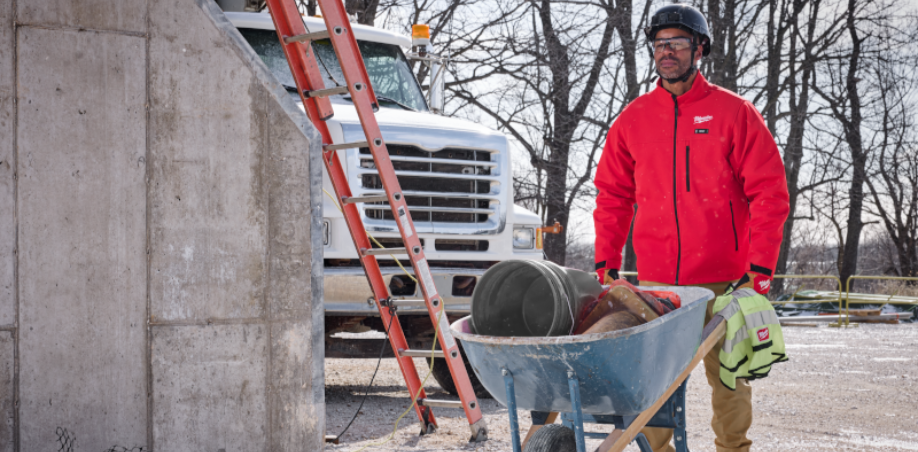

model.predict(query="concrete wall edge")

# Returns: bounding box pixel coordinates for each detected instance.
[193,0,323,146]
[195,0,327,444]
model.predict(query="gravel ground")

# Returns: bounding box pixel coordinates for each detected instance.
[325,323,918,451]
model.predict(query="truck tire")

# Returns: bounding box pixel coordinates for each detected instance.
[523,424,577,452]
[427,345,492,399]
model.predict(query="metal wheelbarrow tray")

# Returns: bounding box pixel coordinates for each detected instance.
[451,286,725,452]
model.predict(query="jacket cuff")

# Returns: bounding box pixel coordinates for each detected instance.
[749,264,773,277]
[594,262,619,283]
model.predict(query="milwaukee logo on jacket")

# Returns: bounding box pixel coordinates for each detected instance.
[594,73,789,285]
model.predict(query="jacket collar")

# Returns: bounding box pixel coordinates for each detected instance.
[651,71,714,106]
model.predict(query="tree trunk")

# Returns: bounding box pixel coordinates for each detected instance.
[298,0,318,16]
[763,0,786,135]
[773,0,814,293]
[614,0,639,103]
[541,0,615,265]
[539,0,573,265]
[839,0,865,290]
[705,0,739,90]
[615,0,641,278]
[612,0,639,281]
[344,0,380,26]
[543,144,572,265]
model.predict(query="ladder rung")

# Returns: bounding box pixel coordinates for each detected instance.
[324,141,368,151]
[284,30,330,44]
[305,86,349,98]
[399,349,446,359]
[363,247,407,256]
[388,298,425,307]
[419,398,463,409]
[343,195,388,204]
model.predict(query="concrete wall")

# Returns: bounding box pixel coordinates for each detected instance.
[0,0,324,450]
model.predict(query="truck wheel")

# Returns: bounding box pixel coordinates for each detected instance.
[427,345,492,399]
[523,424,577,452]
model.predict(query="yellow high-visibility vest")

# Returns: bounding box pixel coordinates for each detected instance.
[713,287,788,390]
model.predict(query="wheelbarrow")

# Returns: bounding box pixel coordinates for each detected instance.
[451,286,727,452]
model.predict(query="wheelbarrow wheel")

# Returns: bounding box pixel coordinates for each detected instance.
[427,344,492,399]
[523,424,577,452]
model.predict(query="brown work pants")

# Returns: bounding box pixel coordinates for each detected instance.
[639,280,753,452]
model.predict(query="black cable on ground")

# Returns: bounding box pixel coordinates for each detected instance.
[336,313,395,440]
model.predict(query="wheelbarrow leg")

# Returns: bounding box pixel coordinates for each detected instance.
[502,368,522,452]
[567,371,586,452]
[671,379,689,452]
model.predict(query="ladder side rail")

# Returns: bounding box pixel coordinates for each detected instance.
[266,0,335,122]
[316,0,484,431]
[321,143,437,430]
[264,0,437,430]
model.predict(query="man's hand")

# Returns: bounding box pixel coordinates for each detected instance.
[736,272,772,294]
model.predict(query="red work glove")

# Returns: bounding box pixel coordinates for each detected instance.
[734,271,772,295]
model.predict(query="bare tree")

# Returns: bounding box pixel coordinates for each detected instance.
[702,0,766,92]
[810,0,907,288]
[447,0,638,265]
[771,0,848,291]
[863,27,918,281]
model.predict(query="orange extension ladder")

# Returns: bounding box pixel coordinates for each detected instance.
[264,0,487,442]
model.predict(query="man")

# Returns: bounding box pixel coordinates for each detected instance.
[593,4,789,452]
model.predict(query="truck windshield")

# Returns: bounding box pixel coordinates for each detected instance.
[240,29,428,112]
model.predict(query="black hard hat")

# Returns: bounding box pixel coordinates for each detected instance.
[644,4,711,56]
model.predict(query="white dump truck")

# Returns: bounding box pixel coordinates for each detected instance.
[222,7,544,393]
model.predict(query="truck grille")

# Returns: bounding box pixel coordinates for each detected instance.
[358,145,499,224]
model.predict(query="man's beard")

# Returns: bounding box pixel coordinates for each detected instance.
[656,56,695,84]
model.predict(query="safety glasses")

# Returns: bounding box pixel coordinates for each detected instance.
[651,37,693,53]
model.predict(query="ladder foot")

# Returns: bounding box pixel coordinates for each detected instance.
[469,419,489,442]
[419,406,437,436]
[421,422,438,436]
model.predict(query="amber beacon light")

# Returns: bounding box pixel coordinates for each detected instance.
[412,24,431,47]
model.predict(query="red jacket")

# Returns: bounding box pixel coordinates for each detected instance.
[594,73,789,285]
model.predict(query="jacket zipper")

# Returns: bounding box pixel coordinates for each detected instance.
[686,146,691,192]
[729,200,738,251]
[671,94,682,284]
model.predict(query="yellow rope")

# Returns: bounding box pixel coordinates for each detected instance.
[351,308,444,452]
[323,188,444,450]
[323,189,417,283]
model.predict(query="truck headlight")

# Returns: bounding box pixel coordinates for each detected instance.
[323,221,330,246]
[512,227,535,249]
